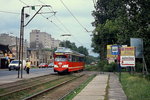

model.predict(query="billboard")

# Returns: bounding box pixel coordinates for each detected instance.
[120,47,135,67]
[107,45,116,63]
[130,38,143,58]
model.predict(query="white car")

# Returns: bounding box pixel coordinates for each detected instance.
[8,60,26,71]
[48,63,54,68]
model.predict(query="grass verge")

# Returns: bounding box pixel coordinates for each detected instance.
[104,74,110,100]
[121,73,150,100]
[61,74,96,100]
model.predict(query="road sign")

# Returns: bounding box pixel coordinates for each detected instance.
[111,45,119,55]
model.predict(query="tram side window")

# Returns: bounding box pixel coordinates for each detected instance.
[72,56,75,62]
[72,56,77,62]
[72,56,84,62]
[79,57,83,62]
[68,55,72,62]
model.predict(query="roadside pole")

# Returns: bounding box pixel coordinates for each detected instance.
[111,45,121,81]
[18,5,53,78]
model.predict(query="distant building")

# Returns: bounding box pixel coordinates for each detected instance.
[0,44,12,68]
[27,48,53,67]
[0,33,17,46]
[0,33,28,60]
[30,30,61,49]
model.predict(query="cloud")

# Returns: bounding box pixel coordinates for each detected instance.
[0,0,98,56]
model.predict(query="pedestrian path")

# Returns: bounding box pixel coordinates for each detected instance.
[108,73,127,100]
[73,74,108,100]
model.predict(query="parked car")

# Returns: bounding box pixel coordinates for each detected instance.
[38,63,48,68]
[8,60,26,71]
[48,62,54,68]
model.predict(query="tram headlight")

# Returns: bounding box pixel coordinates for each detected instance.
[62,65,68,68]
[54,65,58,68]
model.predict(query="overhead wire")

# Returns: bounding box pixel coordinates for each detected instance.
[19,0,88,47]
[19,0,28,6]
[18,0,66,33]
[38,0,70,33]
[59,0,89,32]
[0,10,20,14]
[38,0,89,47]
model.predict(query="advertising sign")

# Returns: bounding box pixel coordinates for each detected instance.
[107,45,116,63]
[120,47,135,67]
[130,38,143,58]
[120,56,135,67]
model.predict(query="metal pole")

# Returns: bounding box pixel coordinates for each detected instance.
[18,7,24,78]
[18,5,51,78]
[16,36,18,59]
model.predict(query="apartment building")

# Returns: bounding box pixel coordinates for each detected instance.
[30,30,60,49]
[29,30,61,66]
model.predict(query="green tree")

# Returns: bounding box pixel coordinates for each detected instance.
[92,0,150,70]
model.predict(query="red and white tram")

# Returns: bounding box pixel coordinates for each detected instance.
[53,47,85,74]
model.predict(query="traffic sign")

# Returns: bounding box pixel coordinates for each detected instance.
[111,45,119,55]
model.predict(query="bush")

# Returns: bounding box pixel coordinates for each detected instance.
[103,62,117,72]
[97,60,117,72]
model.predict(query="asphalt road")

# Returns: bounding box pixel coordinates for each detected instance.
[0,68,55,77]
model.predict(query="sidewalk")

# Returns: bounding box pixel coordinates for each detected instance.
[73,73,127,100]
[108,73,127,100]
[73,74,108,100]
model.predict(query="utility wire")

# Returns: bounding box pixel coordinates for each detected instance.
[59,0,89,32]
[0,10,20,14]
[38,0,88,47]
[42,15,67,33]
[19,0,28,6]
[38,0,70,33]
[19,0,86,47]
[19,0,65,33]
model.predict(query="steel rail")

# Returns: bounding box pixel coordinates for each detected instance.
[0,74,56,89]
[23,74,84,100]
[0,75,67,97]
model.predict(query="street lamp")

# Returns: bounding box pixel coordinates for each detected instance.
[61,34,71,48]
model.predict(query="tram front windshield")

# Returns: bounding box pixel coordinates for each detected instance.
[55,55,67,61]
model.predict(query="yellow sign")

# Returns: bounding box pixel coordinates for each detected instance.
[121,47,135,56]
[107,45,116,59]
[55,53,64,55]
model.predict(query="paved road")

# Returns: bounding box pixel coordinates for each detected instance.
[0,68,55,85]
[0,68,54,76]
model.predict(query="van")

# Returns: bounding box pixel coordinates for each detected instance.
[8,60,26,71]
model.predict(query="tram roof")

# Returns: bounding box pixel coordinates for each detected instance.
[55,47,85,57]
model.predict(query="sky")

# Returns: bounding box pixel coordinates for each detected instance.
[0,0,98,57]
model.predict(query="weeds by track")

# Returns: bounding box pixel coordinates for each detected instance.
[0,73,84,100]
[23,74,85,100]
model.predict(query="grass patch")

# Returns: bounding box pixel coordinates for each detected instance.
[61,74,96,100]
[104,74,110,100]
[85,65,100,71]
[0,76,75,100]
[121,73,150,100]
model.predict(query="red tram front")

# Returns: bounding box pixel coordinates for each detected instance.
[53,47,85,74]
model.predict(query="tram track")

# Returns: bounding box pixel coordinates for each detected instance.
[0,74,57,89]
[23,74,85,100]
[0,73,84,100]
[0,74,64,95]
